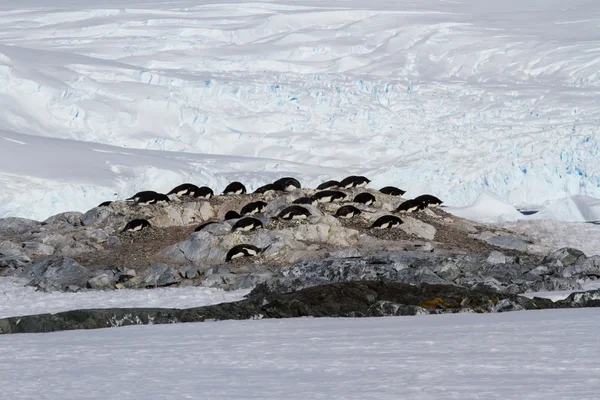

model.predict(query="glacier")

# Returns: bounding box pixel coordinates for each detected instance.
[0,0,599,219]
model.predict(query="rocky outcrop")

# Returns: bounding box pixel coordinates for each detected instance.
[19,256,92,292]
[0,281,556,335]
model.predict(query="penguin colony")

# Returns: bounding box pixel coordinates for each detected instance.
[106,177,442,263]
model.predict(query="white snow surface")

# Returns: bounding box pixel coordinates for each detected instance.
[1,309,600,399]
[0,277,250,318]
[1,0,600,220]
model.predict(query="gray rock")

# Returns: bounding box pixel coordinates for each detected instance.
[19,256,92,292]
[0,254,31,272]
[399,216,436,240]
[545,247,586,267]
[44,212,83,228]
[0,240,24,256]
[0,217,42,237]
[21,241,55,257]
[177,264,199,279]
[124,263,181,288]
[473,231,528,252]
[561,256,600,279]
[487,251,508,265]
[87,274,114,290]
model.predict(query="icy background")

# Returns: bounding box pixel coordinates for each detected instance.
[1,0,600,219]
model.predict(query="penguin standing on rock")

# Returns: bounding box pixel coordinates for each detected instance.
[273,177,301,191]
[293,196,318,206]
[338,176,370,189]
[353,192,376,206]
[195,221,217,232]
[276,205,311,220]
[192,186,214,199]
[240,201,268,216]
[121,219,151,233]
[317,180,339,190]
[254,183,280,194]
[168,183,201,197]
[98,201,112,207]
[313,190,347,203]
[395,199,425,213]
[232,217,263,233]
[127,191,170,205]
[379,186,406,196]
[224,210,242,220]
[414,194,443,207]
[334,205,362,219]
[370,215,403,229]
[225,244,268,262]
[222,182,247,195]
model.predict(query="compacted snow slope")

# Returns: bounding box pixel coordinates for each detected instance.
[1,309,600,400]
[0,0,599,219]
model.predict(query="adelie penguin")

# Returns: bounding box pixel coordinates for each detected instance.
[168,183,200,197]
[194,221,217,232]
[379,186,406,197]
[222,182,247,195]
[293,196,318,206]
[224,210,241,220]
[413,194,443,207]
[126,191,170,205]
[273,177,301,192]
[98,201,112,207]
[225,244,268,262]
[192,186,214,199]
[334,205,362,219]
[276,205,311,220]
[394,199,425,213]
[370,215,403,229]
[353,192,376,206]
[317,180,339,190]
[121,219,151,233]
[338,175,370,189]
[231,217,263,233]
[254,183,280,194]
[313,190,347,203]
[240,201,268,216]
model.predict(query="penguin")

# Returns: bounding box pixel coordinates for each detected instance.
[370,215,403,229]
[317,180,339,190]
[414,194,443,207]
[194,221,217,232]
[338,175,370,189]
[192,186,214,199]
[273,177,301,191]
[353,192,376,206]
[313,190,347,203]
[225,244,267,262]
[379,186,406,196]
[254,183,280,194]
[276,205,311,220]
[293,196,318,206]
[232,217,263,233]
[224,210,241,220]
[394,199,425,213]
[222,182,247,195]
[168,183,200,197]
[98,201,112,207]
[127,191,170,205]
[121,219,151,233]
[240,201,268,216]
[334,205,362,219]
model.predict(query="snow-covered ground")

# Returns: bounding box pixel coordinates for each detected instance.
[0,276,250,318]
[1,0,600,220]
[1,309,599,399]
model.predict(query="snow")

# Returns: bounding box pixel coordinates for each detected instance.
[1,0,600,220]
[0,277,250,318]
[444,191,523,223]
[522,281,600,302]
[1,309,600,399]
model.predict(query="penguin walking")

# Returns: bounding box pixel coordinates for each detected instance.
[334,205,362,219]
[225,210,242,220]
[240,201,268,216]
[313,190,347,203]
[225,244,267,262]
[353,192,376,206]
[379,186,406,196]
[317,180,339,190]
[338,175,370,189]
[276,205,311,220]
[195,221,217,232]
[121,219,151,233]
[370,215,403,229]
[414,194,443,207]
[168,183,201,197]
[127,191,170,205]
[394,199,425,213]
[232,217,263,233]
[222,182,247,195]
[293,196,318,206]
[273,177,301,191]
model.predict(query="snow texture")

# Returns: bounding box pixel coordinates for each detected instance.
[0,277,250,318]
[1,309,600,399]
[1,0,600,220]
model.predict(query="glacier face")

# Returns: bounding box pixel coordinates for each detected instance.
[0,0,599,219]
